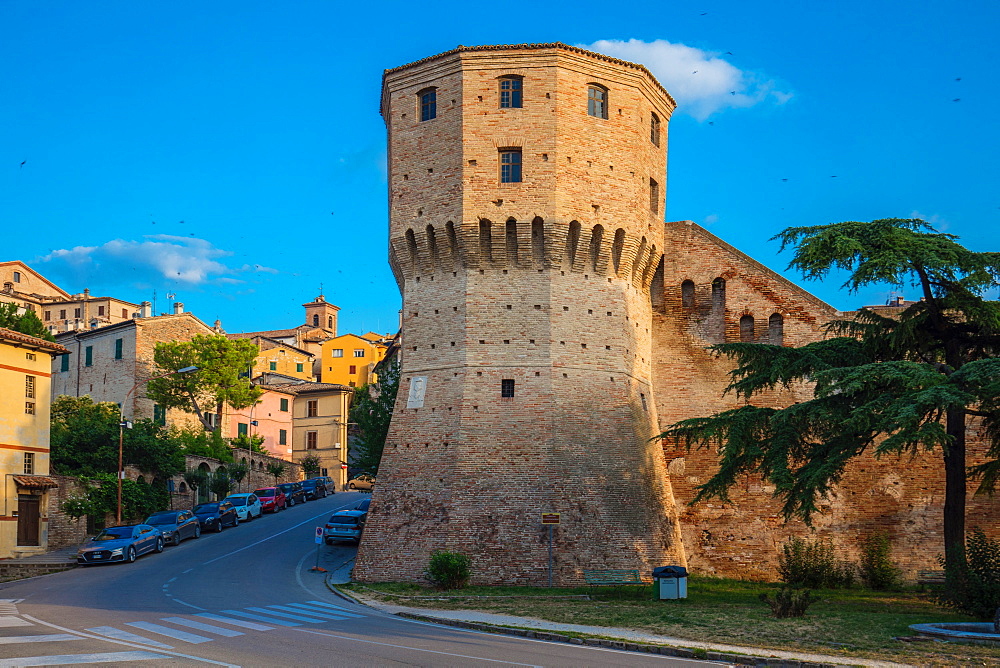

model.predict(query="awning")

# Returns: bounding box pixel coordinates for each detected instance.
[12,476,59,490]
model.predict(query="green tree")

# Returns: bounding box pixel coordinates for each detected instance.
[349,358,399,475]
[209,472,233,500]
[300,454,321,478]
[183,468,210,507]
[658,218,1000,572]
[229,461,249,493]
[146,335,262,433]
[173,426,234,462]
[266,462,286,486]
[230,433,266,453]
[0,302,54,341]
[62,473,165,524]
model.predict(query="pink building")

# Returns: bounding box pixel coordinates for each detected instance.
[228,387,295,460]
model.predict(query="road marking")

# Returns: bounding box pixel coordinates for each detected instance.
[219,609,301,626]
[22,616,237,667]
[84,626,174,649]
[292,627,542,667]
[0,617,31,628]
[265,605,352,620]
[169,597,206,611]
[0,635,77,644]
[167,577,177,583]
[0,601,20,615]
[160,617,243,637]
[124,622,212,644]
[302,600,364,615]
[194,613,274,631]
[285,602,364,618]
[245,607,327,623]
[0,650,169,666]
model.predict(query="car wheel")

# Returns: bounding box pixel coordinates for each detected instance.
[155,537,164,553]
[349,483,356,489]
[288,498,294,507]
[217,521,224,533]
[325,538,333,545]
[126,546,137,563]
[194,525,201,539]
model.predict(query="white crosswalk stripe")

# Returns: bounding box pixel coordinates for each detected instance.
[85,626,174,649]
[0,635,77,645]
[0,650,169,666]
[124,621,212,644]
[245,607,328,623]
[194,612,274,631]
[160,617,244,637]
[219,609,301,626]
[287,602,365,618]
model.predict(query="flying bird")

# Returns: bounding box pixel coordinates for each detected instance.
[19,160,26,169]
[692,70,698,74]
[955,77,962,81]
[708,122,714,126]
[953,98,961,102]
[781,178,789,182]
[725,51,733,55]
[730,91,737,96]
[830,175,838,178]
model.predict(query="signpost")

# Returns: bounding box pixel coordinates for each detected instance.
[310,527,327,573]
[541,513,560,587]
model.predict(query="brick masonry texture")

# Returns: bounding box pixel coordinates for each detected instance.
[355,43,999,585]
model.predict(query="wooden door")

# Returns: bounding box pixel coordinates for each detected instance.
[17,496,40,546]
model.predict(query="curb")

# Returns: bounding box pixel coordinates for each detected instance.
[328,585,848,668]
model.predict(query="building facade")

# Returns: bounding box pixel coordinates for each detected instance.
[0,328,67,558]
[320,333,388,387]
[227,386,296,460]
[354,43,685,585]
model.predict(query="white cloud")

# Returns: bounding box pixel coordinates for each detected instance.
[578,39,793,120]
[38,235,277,288]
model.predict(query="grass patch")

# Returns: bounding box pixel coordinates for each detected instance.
[344,576,1000,666]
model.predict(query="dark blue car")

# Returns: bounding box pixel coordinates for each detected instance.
[193,501,239,532]
[76,525,163,565]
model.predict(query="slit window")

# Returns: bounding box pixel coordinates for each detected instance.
[25,375,34,399]
[588,85,608,119]
[501,379,515,398]
[500,149,522,183]
[418,88,437,121]
[649,178,659,215]
[650,112,661,146]
[499,76,523,108]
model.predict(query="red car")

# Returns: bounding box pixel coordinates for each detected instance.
[253,487,287,513]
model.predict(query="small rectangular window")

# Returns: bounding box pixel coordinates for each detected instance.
[238,422,248,436]
[501,378,515,398]
[25,402,35,415]
[269,361,277,371]
[588,85,608,119]
[349,365,357,374]
[500,149,522,183]
[279,429,287,445]
[122,308,128,318]
[153,403,166,425]
[85,346,93,367]
[23,453,33,475]
[74,307,81,318]
[499,77,523,108]
[25,352,35,361]
[44,311,50,320]
[114,338,123,359]
[60,354,69,372]
[332,349,344,358]
[13,271,21,283]
[280,398,289,412]
[306,431,318,449]
[296,363,304,373]
[649,178,659,215]
[98,305,105,316]
[307,400,318,417]
[353,349,365,358]
[650,112,661,146]
[25,375,35,399]
[419,88,437,121]
[59,309,66,319]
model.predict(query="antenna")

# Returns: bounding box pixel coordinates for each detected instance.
[152,289,157,315]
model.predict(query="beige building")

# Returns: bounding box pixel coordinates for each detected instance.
[260,381,352,487]
[0,261,140,334]
[52,308,219,427]
[242,335,314,382]
[0,328,67,558]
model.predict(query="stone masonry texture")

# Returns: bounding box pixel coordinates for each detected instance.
[354,43,999,585]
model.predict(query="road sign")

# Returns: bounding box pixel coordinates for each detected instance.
[314,526,324,544]
[541,513,560,525]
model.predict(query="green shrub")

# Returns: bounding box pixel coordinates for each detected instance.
[937,528,1000,619]
[778,536,854,588]
[858,531,903,590]
[760,587,818,618]
[425,551,471,589]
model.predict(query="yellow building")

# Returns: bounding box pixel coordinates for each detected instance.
[242,335,314,382]
[0,328,67,558]
[320,334,389,387]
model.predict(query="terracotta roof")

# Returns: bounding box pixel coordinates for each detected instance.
[263,381,353,395]
[382,42,676,110]
[228,328,302,340]
[12,476,58,489]
[0,327,68,354]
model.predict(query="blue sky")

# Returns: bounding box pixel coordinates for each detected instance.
[2,1,997,334]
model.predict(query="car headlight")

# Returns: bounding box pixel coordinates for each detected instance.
[110,548,123,556]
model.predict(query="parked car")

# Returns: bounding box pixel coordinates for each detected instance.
[313,476,335,494]
[77,524,163,565]
[347,474,375,491]
[353,497,371,512]
[193,501,239,532]
[144,510,201,545]
[301,478,330,500]
[323,509,367,544]
[253,487,286,513]
[224,493,263,521]
[277,482,307,506]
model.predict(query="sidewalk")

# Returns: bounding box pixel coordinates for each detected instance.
[1,545,79,565]
[331,583,913,668]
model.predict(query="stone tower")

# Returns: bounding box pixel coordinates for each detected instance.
[353,43,686,585]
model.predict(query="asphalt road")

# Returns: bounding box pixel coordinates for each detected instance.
[0,492,718,667]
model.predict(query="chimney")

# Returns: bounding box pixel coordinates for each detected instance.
[140,301,152,318]
[173,301,184,314]
[896,296,905,306]
[83,288,90,298]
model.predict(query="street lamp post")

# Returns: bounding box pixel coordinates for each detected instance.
[117,365,198,524]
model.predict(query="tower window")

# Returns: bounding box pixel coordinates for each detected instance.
[769,313,785,345]
[740,315,755,342]
[499,76,523,108]
[649,178,659,215]
[501,379,515,398]
[313,314,319,326]
[588,85,608,119]
[500,149,522,183]
[418,87,437,121]
[681,280,695,307]
[650,112,661,146]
